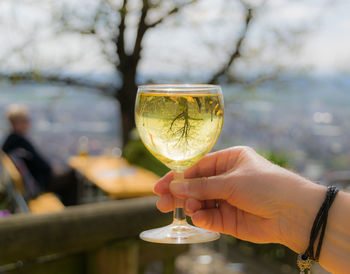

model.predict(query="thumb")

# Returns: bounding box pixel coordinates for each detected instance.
[169,175,229,200]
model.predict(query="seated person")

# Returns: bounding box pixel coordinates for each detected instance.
[2,104,78,206]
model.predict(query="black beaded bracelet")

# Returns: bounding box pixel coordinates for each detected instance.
[297,186,339,274]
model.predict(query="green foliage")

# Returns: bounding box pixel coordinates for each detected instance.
[260,151,289,168]
[123,136,170,177]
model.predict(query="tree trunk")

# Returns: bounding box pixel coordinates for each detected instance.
[118,89,136,147]
[117,65,138,147]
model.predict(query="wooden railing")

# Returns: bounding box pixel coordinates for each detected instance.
[0,197,188,274]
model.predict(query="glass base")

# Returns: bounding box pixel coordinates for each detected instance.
[139,221,220,244]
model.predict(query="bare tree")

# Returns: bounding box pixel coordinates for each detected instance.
[52,0,202,145]
[0,0,305,146]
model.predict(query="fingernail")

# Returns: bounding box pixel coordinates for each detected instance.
[170,181,188,196]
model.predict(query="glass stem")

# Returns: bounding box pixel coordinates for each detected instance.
[173,171,187,224]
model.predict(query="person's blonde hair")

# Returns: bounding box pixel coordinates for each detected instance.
[6,104,29,124]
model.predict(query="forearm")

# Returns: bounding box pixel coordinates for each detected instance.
[282,180,350,274]
[319,191,350,273]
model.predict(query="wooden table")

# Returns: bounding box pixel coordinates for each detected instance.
[69,156,158,199]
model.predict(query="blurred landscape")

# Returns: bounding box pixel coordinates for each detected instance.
[1,72,349,182]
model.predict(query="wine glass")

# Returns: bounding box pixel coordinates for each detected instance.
[135,84,224,244]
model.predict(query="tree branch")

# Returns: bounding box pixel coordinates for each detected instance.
[146,0,197,29]
[0,40,32,67]
[208,2,253,84]
[132,0,150,62]
[115,0,128,70]
[132,0,197,68]
[53,0,103,36]
[97,36,118,65]
[0,72,116,97]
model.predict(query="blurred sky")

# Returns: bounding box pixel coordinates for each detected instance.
[0,0,349,78]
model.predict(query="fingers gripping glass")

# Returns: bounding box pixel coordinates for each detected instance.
[135,84,224,244]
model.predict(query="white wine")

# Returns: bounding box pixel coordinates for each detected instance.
[135,92,224,171]
[136,85,222,244]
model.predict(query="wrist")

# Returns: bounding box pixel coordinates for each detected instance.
[279,178,326,254]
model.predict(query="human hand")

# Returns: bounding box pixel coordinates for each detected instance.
[154,146,325,252]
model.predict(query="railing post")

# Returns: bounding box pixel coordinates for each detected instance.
[87,239,139,274]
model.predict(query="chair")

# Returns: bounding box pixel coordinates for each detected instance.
[1,152,64,214]
[1,152,29,213]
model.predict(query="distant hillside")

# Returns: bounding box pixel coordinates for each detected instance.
[0,73,349,178]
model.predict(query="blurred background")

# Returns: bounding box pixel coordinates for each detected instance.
[0,0,349,273]
[1,0,350,181]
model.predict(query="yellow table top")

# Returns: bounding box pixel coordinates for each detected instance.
[28,193,65,214]
[69,156,158,198]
